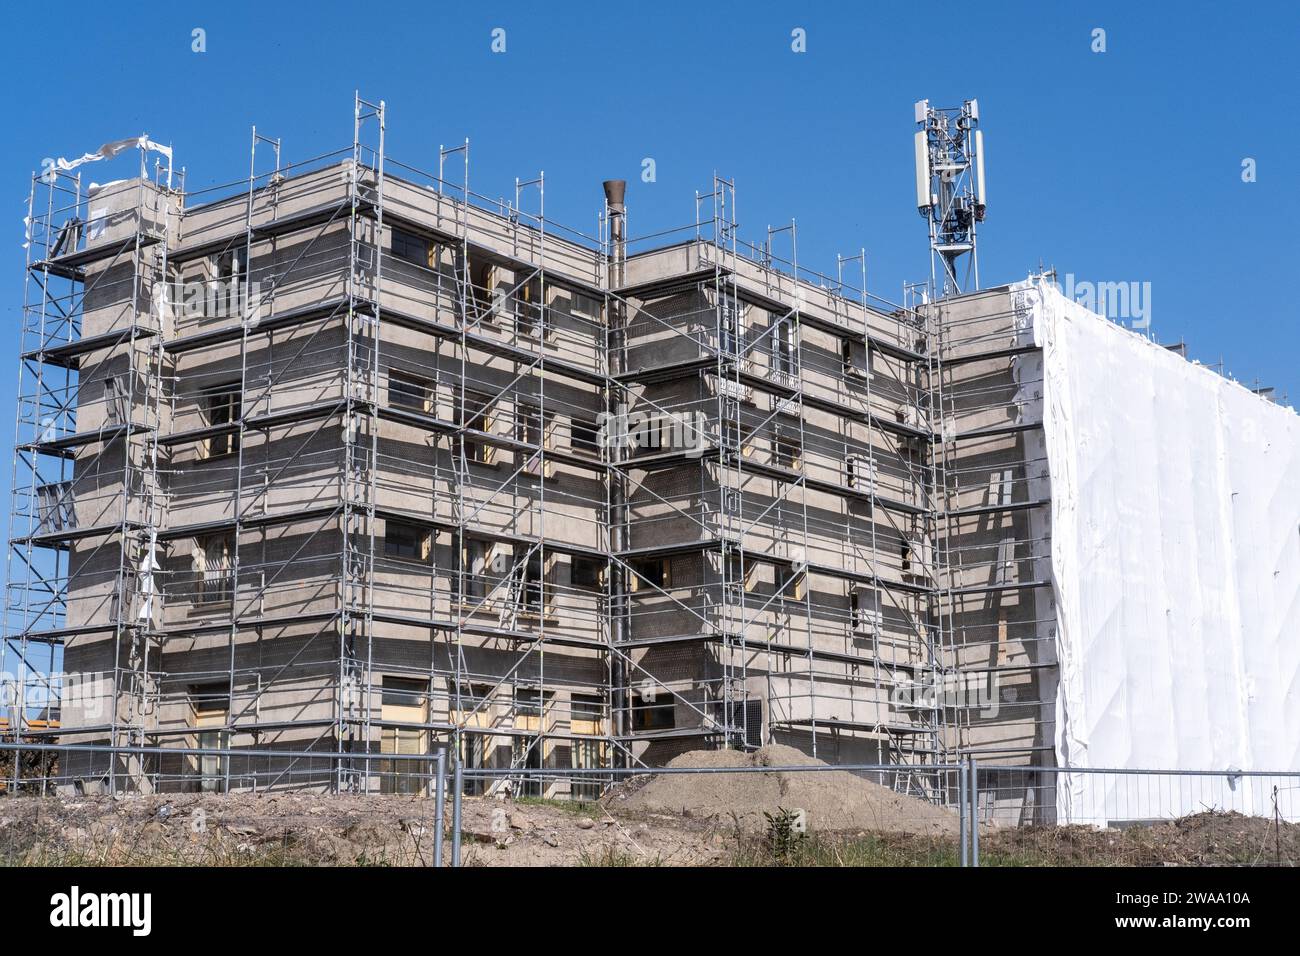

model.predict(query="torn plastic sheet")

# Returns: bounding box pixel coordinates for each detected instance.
[54,135,172,172]
[137,530,160,622]
[1014,277,1300,824]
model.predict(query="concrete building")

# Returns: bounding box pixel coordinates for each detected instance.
[3,101,1059,802]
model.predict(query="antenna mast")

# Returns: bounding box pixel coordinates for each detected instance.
[914,98,986,296]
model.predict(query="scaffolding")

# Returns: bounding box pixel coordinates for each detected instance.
[3,140,175,788]
[2,96,1054,797]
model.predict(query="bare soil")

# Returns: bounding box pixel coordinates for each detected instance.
[0,790,728,867]
[0,746,1294,866]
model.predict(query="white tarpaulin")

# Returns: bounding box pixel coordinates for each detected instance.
[1014,278,1300,824]
[54,135,172,172]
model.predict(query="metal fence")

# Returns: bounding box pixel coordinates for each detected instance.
[2,742,1297,867]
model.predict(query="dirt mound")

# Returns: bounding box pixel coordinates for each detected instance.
[606,744,959,835]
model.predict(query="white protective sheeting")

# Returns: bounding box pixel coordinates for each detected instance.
[54,135,172,172]
[1014,278,1300,824]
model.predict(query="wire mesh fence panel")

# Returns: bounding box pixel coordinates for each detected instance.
[971,766,1300,867]
[3,743,1299,866]
[1,742,970,866]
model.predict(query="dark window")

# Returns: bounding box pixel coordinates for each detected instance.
[571,694,604,723]
[572,556,603,589]
[388,369,431,412]
[516,403,542,446]
[843,338,871,378]
[571,418,600,456]
[202,382,241,458]
[631,692,675,731]
[449,681,489,711]
[392,228,431,267]
[215,251,237,281]
[721,417,740,454]
[460,391,495,464]
[518,549,544,612]
[631,558,671,590]
[773,422,801,469]
[381,677,426,709]
[514,688,543,719]
[385,521,429,560]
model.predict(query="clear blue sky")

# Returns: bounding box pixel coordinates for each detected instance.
[0,0,1295,432]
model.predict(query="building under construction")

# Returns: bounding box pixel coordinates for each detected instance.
[1,95,1118,804]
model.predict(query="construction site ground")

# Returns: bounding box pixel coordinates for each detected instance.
[1,746,1295,867]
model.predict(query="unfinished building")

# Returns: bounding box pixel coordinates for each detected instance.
[16,95,1249,814]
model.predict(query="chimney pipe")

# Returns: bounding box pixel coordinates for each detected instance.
[603,178,629,757]
[603,179,626,289]
[602,178,626,213]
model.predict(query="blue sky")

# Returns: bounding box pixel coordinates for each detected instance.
[0,0,1295,432]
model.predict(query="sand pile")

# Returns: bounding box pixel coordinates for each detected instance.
[606,744,959,835]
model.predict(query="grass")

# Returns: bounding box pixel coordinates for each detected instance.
[723,831,1069,867]
[576,845,664,867]
[512,795,603,819]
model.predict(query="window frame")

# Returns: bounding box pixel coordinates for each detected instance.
[200,380,241,459]
[772,317,796,378]
[379,676,430,795]
[384,520,431,562]
[842,337,872,380]
[513,274,545,339]
[630,557,672,592]
[773,419,802,470]
[630,691,676,732]
[459,389,497,464]
[572,556,604,590]
[195,533,235,605]
[189,682,231,793]
[391,228,433,268]
[388,368,432,413]
[570,417,600,457]
[451,537,492,600]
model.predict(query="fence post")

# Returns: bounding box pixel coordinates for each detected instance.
[451,760,463,867]
[969,757,980,867]
[433,749,447,868]
[958,760,968,867]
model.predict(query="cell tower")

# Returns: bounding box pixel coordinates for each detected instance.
[914,98,987,296]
